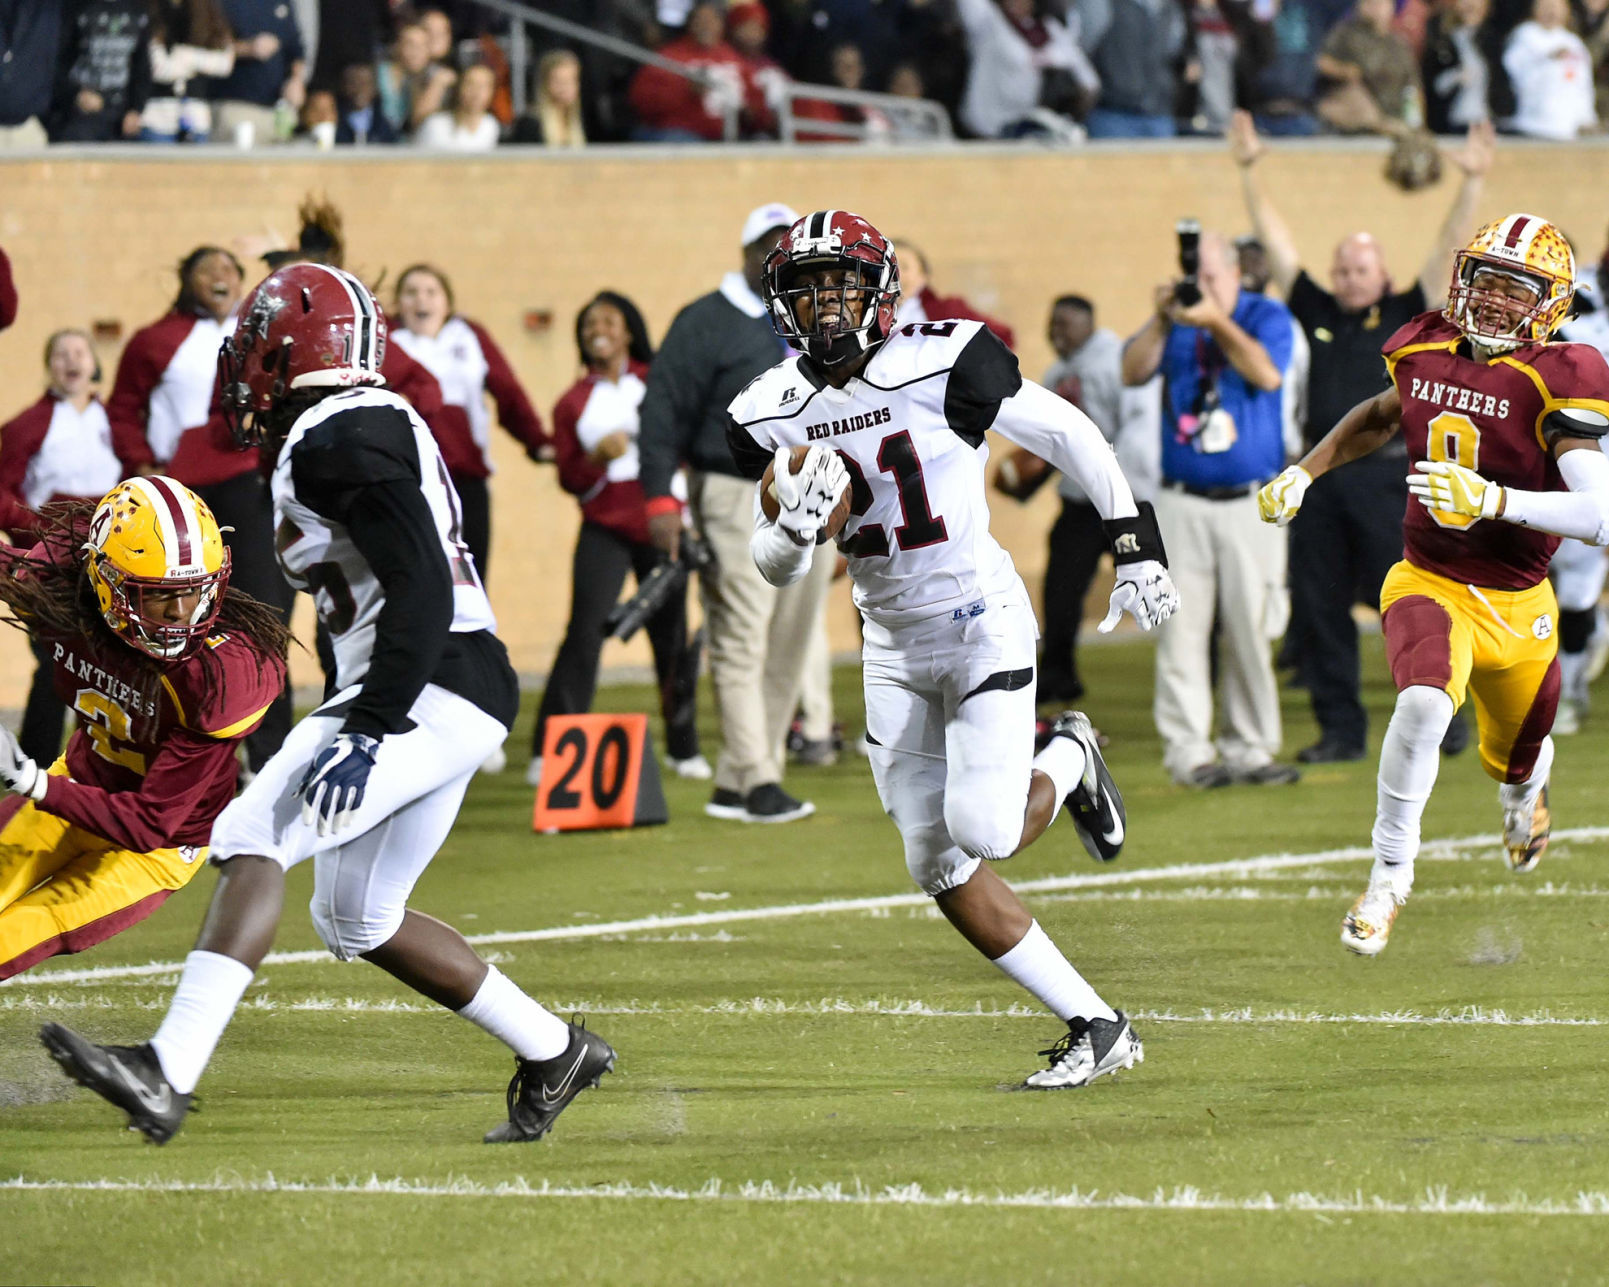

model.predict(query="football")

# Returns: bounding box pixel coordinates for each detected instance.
[761,445,852,543]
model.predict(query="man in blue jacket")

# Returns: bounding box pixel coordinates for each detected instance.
[1122,228,1301,788]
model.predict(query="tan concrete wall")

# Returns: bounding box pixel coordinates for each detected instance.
[3,142,1606,704]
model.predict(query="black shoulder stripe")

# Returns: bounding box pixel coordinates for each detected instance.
[942,327,1022,448]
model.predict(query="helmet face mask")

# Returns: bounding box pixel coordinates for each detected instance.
[763,211,900,366]
[84,477,232,661]
[1445,214,1575,352]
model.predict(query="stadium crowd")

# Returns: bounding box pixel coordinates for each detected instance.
[2,0,1606,148]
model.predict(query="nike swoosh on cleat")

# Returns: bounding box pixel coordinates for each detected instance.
[112,1059,172,1116]
[1098,787,1124,846]
[536,1047,588,1108]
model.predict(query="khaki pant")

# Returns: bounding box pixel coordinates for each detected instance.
[692,470,835,794]
[0,118,47,149]
[1152,488,1286,781]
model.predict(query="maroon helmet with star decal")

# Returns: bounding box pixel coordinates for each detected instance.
[219,262,387,446]
[763,210,901,366]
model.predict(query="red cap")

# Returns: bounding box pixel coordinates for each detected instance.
[727,2,769,31]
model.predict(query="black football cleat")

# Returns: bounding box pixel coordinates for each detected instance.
[1048,711,1126,862]
[484,1018,616,1143]
[39,1023,193,1145]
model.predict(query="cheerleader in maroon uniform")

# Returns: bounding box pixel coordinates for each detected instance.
[529,292,706,785]
[391,264,551,585]
[0,331,130,765]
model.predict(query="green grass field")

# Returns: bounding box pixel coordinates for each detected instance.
[3,635,1607,1286]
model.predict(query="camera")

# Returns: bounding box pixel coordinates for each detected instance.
[1174,218,1202,308]
[602,529,717,642]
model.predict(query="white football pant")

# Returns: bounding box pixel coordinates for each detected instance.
[210,683,506,959]
[862,588,1038,895]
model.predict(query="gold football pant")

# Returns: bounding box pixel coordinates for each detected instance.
[0,762,207,980]
[1380,561,1560,784]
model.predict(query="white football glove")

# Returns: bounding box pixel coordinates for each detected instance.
[773,445,848,546]
[0,723,46,801]
[1409,459,1503,520]
[1257,465,1312,526]
[1099,558,1179,633]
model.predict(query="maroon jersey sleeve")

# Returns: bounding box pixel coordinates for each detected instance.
[38,730,242,853]
[1381,310,1457,363]
[467,319,550,457]
[1525,342,1609,443]
[162,634,286,740]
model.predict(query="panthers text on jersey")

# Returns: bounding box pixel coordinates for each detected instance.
[31,608,283,851]
[727,320,1027,627]
[1385,311,1609,590]
[271,386,516,739]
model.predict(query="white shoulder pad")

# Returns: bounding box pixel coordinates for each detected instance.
[728,357,811,427]
[865,318,989,388]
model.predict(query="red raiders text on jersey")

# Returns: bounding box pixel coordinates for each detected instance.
[1384,311,1609,590]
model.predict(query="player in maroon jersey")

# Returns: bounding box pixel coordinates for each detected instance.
[1258,213,1609,955]
[0,478,289,978]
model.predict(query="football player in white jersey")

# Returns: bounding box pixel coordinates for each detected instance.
[42,265,613,1145]
[731,211,1180,1088]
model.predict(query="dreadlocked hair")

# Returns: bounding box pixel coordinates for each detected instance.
[0,501,294,710]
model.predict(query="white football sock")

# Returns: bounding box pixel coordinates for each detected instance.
[1498,733,1554,814]
[1031,735,1087,809]
[1370,685,1453,889]
[456,964,571,1061]
[150,950,255,1094]
[990,920,1117,1023]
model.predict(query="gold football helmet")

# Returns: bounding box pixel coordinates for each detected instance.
[84,476,231,659]
[1445,213,1576,351]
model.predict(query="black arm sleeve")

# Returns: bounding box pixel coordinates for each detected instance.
[725,415,773,481]
[290,405,454,739]
[943,325,1023,447]
[338,481,455,739]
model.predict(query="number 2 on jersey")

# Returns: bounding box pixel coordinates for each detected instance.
[837,430,948,557]
[1425,411,1482,530]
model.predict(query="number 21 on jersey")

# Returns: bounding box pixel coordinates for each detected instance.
[838,430,948,557]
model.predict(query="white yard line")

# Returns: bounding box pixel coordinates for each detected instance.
[2,992,1599,1026]
[7,827,1608,991]
[1,1173,1607,1216]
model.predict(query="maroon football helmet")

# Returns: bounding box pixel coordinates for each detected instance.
[220,263,387,446]
[763,210,901,366]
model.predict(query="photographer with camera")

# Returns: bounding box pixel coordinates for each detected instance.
[529,291,709,787]
[1122,223,1300,789]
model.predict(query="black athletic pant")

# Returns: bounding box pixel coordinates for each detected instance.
[195,471,295,771]
[19,636,67,765]
[532,520,699,762]
[451,472,491,587]
[1039,498,1107,702]
[1288,454,1408,751]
